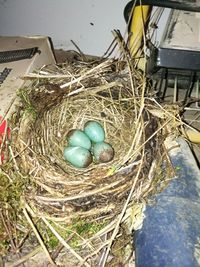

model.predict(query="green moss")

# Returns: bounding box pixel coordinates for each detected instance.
[48,236,59,250]
[0,239,9,256]
[17,88,37,119]
[0,171,32,210]
[71,219,106,236]
[36,218,109,251]
[68,219,108,249]
[0,168,36,255]
[17,88,32,106]
[0,168,109,253]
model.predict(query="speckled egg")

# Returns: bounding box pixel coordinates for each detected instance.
[92,142,114,163]
[63,146,92,168]
[67,129,91,150]
[84,121,105,143]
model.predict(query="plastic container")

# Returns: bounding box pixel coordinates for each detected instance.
[135,137,200,267]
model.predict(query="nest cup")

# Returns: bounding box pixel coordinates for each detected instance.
[14,59,148,222]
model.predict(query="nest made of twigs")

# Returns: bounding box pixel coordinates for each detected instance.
[11,57,159,223]
[1,48,183,267]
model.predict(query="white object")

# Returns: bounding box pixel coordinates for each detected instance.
[0,35,56,118]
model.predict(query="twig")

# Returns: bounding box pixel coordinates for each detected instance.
[60,59,113,89]
[8,145,20,172]
[71,40,87,61]
[101,36,118,58]
[128,118,172,162]
[0,210,16,253]
[66,81,119,97]
[51,233,75,261]
[101,156,144,267]
[0,169,13,182]
[36,179,124,202]
[147,98,193,130]
[79,240,110,267]
[23,207,56,266]
[17,218,40,250]
[22,74,72,79]
[97,234,108,267]
[1,210,26,266]
[41,217,90,267]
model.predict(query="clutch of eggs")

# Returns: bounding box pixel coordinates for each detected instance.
[64,120,114,168]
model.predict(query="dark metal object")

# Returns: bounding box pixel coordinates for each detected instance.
[124,1,200,106]
[124,0,200,23]
[0,47,40,63]
[147,47,200,74]
[145,7,200,104]
[0,68,12,85]
[147,45,200,102]
[143,0,200,11]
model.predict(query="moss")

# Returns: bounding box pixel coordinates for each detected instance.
[36,218,109,251]
[17,88,37,119]
[0,168,35,255]
[68,219,108,249]
[0,171,31,210]
[48,236,59,250]
[72,219,107,236]
[0,239,9,256]
[0,165,108,254]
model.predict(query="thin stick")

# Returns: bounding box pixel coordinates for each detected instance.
[71,39,87,61]
[101,156,144,267]
[66,81,119,97]
[36,179,124,202]
[80,240,110,267]
[23,74,72,79]
[147,98,190,128]
[41,217,90,267]
[127,118,171,161]
[0,169,12,182]
[23,207,56,267]
[60,59,113,89]
[8,145,19,172]
[101,36,118,58]
[51,233,75,261]
[0,211,16,253]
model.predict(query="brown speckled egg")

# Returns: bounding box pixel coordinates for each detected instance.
[93,142,114,163]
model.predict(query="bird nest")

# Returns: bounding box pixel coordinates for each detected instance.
[13,58,159,222]
[2,55,178,266]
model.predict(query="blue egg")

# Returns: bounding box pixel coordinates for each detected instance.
[67,129,91,150]
[84,121,105,143]
[93,142,114,163]
[63,146,92,168]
